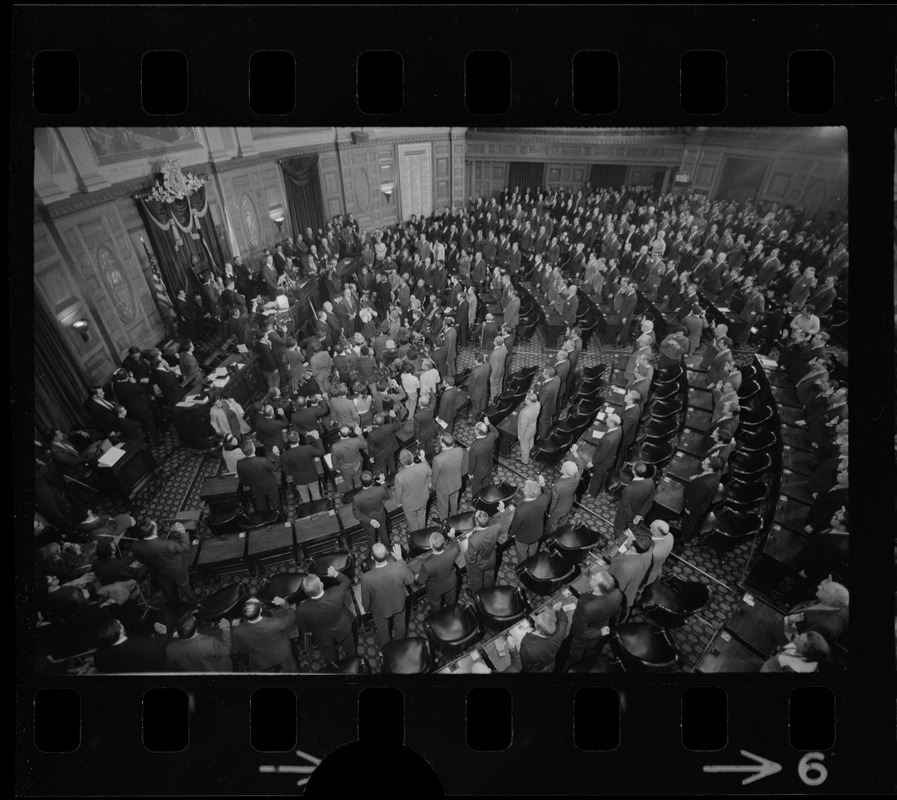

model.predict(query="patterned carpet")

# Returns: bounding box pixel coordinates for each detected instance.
[62,328,790,675]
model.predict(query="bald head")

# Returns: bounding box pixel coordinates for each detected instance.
[371,543,389,563]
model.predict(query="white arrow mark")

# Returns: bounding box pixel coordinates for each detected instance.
[703,750,783,785]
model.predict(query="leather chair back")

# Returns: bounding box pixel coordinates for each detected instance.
[408,526,443,557]
[261,572,309,603]
[198,582,248,622]
[444,511,476,534]
[473,586,529,630]
[423,603,483,654]
[610,622,680,669]
[473,481,518,516]
[312,551,356,580]
[238,509,281,530]
[380,637,433,674]
[548,524,600,562]
[320,656,370,674]
[517,552,576,595]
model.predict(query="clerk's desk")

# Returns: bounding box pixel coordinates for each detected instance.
[95,437,157,500]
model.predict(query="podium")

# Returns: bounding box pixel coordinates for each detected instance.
[96,439,157,500]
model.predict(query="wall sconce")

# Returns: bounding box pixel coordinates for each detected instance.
[269,205,286,233]
[273,216,285,233]
[381,183,395,203]
[72,319,90,342]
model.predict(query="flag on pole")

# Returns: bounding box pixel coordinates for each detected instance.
[140,235,177,333]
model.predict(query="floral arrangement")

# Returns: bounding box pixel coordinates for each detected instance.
[148,160,205,203]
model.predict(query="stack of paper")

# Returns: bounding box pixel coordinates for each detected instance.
[211,378,229,388]
[98,446,126,468]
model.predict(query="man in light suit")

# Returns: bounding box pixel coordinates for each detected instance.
[517,392,541,465]
[488,336,508,401]
[361,542,414,647]
[587,415,623,497]
[295,567,357,665]
[609,530,656,617]
[393,448,432,532]
[431,433,465,520]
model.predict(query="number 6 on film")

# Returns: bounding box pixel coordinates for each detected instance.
[797,752,828,787]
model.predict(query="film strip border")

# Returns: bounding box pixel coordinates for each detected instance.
[16,681,883,795]
[13,4,897,797]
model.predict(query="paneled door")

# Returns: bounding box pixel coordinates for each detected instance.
[398,142,433,220]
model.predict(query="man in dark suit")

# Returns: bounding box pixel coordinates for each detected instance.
[92,614,172,673]
[281,430,325,503]
[567,570,623,665]
[232,597,299,672]
[414,394,440,461]
[616,284,638,346]
[505,603,569,673]
[613,461,657,535]
[435,376,467,434]
[111,368,159,443]
[467,353,491,420]
[468,418,499,497]
[295,567,358,665]
[254,404,289,457]
[330,425,368,491]
[680,456,722,542]
[508,477,550,565]
[616,390,642,469]
[151,357,186,406]
[416,530,461,611]
[236,440,282,512]
[366,411,402,484]
[587,415,623,497]
[166,615,233,673]
[536,367,561,438]
[360,542,414,647]
[130,519,197,603]
[463,505,513,596]
[352,471,391,550]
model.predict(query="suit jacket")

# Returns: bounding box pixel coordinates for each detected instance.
[591,427,622,473]
[237,454,282,503]
[789,604,849,646]
[367,421,401,466]
[517,400,541,442]
[329,396,361,429]
[432,446,465,494]
[361,561,413,617]
[468,424,499,482]
[570,590,623,647]
[518,608,568,673]
[417,542,461,604]
[614,478,657,531]
[488,346,507,385]
[112,380,154,417]
[609,547,655,611]
[549,456,583,521]
[465,523,503,572]
[537,376,561,421]
[508,490,550,544]
[94,634,171,673]
[683,471,721,516]
[281,439,325,485]
[501,296,520,329]
[167,631,233,672]
[393,460,431,511]
[617,404,642,459]
[290,403,329,434]
[618,292,637,323]
[131,527,192,583]
[353,485,390,531]
[153,367,185,405]
[468,363,492,406]
[296,573,355,648]
[255,416,289,455]
[331,436,367,480]
[414,405,440,455]
[437,387,466,430]
[232,607,298,671]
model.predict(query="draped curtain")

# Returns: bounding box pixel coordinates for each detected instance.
[280,155,325,239]
[507,161,545,195]
[589,163,627,190]
[135,184,225,300]
[34,290,91,434]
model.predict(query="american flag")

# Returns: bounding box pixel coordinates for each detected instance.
[141,235,177,328]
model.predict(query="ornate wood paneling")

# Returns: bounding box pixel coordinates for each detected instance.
[466,160,507,201]
[218,163,285,261]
